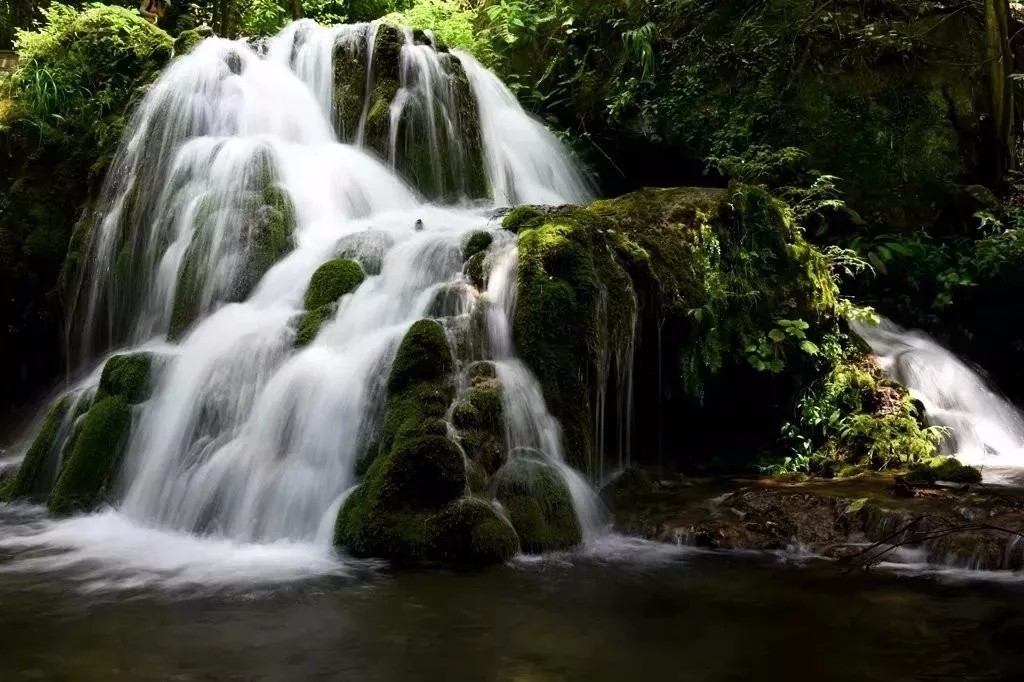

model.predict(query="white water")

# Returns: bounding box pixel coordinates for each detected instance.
[455,50,595,207]
[854,317,1024,473]
[3,21,606,584]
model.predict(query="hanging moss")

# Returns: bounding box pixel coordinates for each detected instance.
[493,458,582,553]
[47,396,132,515]
[304,258,365,310]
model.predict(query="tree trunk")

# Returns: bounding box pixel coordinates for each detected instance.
[291,0,303,20]
[984,0,1016,182]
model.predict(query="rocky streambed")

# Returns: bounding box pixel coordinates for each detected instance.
[608,471,1024,572]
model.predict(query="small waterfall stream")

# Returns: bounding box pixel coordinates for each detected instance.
[854,317,1024,474]
[2,20,606,578]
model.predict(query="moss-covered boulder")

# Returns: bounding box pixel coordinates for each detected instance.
[512,185,837,473]
[305,258,365,310]
[452,362,506,476]
[3,397,73,502]
[433,497,519,565]
[294,304,337,349]
[332,23,487,201]
[907,457,983,486]
[48,395,132,515]
[493,457,582,553]
[172,26,213,56]
[98,353,152,404]
[0,5,172,418]
[463,230,493,262]
[337,319,497,564]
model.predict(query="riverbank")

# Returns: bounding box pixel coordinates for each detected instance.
[608,471,1024,572]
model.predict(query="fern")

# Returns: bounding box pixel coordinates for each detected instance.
[622,22,657,81]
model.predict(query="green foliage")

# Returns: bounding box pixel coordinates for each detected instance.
[239,0,290,37]
[777,357,943,475]
[384,0,484,56]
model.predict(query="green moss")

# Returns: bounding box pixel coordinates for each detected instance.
[98,353,151,404]
[433,498,519,566]
[788,357,942,471]
[463,230,493,261]
[465,251,487,289]
[513,185,839,473]
[4,397,71,501]
[387,319,454,393]
[908,458,983,486]
[172,27,212,56]
[493,457,582,553]
[502,206,546,233]
[336,319,485,564]
[304,258,365,310]
[48,396,132,515]
[452,369,506,476]
[294,304,336,348]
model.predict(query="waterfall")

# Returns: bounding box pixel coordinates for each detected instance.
[483,245,609,541]
[854,317,1024,472]
[454,50,595,207]
[15,21,608,558]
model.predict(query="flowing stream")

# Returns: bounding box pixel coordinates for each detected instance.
[1,20,604,582]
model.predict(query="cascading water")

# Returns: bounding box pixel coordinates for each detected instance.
[854,317,1024,474]
[2,20,607,579]
[483,245,608,541]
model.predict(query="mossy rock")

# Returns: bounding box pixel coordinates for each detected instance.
[304,258,365,310]
[294,304,336,348]
[493,458,582,553]
[463,231,494,262]
[387,319,454,393]
[433,498,519,566]
[334,230,395,276]
[4,397,72,502]
[788,356,941,472]
[172,26,213,56]
[513,185,838,474]
[48,396,133,515]
[599,466,654,511]
[907,458,983,486]
[452,364,506,476]
[98,353,152,404]
[332,23,486,201]
[465,251,487,290]
[337,319,486,564]
[502,206,549,233]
